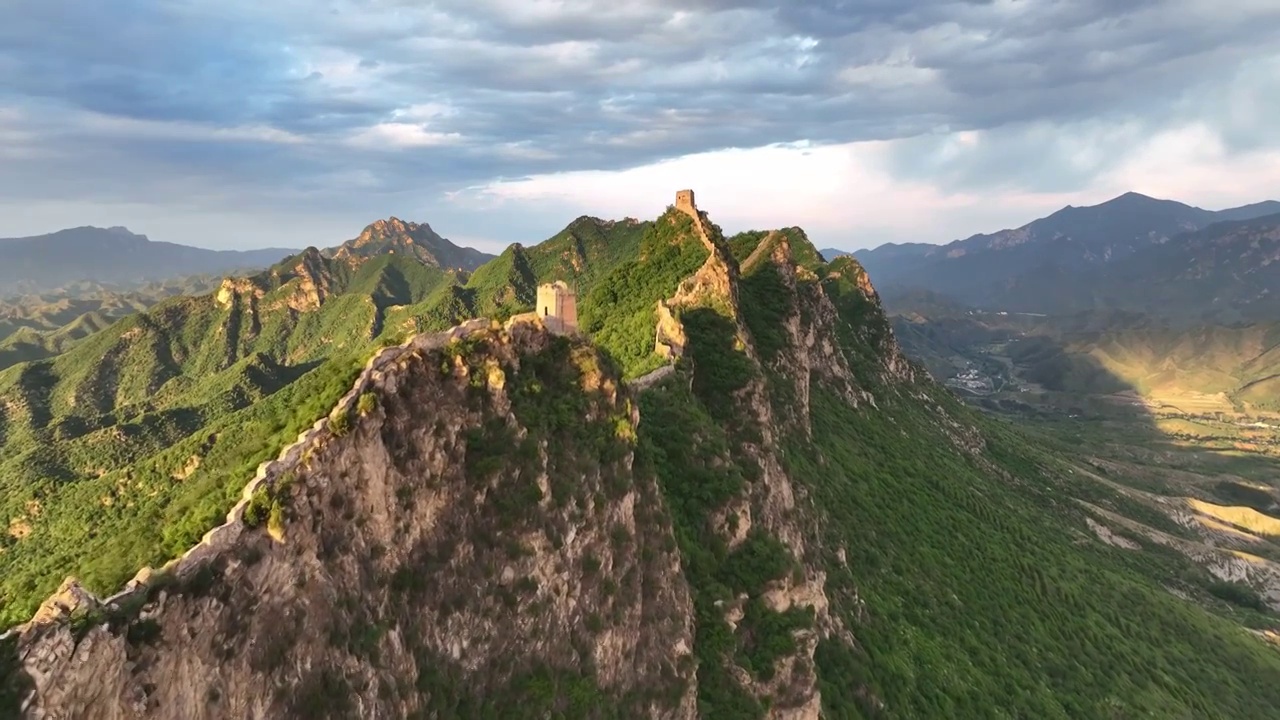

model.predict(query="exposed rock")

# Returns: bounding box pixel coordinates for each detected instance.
[654,216,850,716]
[27,579,100,629]
[10,321,697,719]
[1206,552,1280,609]
[1086,517,1141,550]
[214,277,264,310]
[282,248,331,312]
[654,300,686,360]
[329,217,492,271]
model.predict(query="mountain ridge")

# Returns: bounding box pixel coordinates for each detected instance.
[4,194,1280,718]
[0,227,298,297]
[851,192,1280,318]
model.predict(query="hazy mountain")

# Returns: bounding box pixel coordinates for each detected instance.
[853,192,1280,316]
[1100,212,1280,321]
[822,242,928,262]
[0,227,298,296]
[1212,200,1280,222]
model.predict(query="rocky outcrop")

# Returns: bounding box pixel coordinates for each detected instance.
[652,218,855,718]
[281,248,331,312]
[214,277,264,310]
[1086,517,1141,550]
[8,318,697,719]
[654,300,686,360]
[1208,552,1280,610]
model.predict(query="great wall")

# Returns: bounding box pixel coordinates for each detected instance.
[3,316,507,644]
[3,190,712,642]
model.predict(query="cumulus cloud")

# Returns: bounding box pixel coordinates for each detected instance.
[0,0,1278,249]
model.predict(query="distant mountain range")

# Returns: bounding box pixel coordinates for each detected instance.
[843,193,1280,321]
[0,219,500,371]
[0,227,299,296]
[0,220,497,298]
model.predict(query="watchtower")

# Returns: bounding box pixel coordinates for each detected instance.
[675,189,697,217]
[536,281,577,334]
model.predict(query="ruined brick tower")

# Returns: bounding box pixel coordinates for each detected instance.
[675,189,697,218]
[536,280,577,334]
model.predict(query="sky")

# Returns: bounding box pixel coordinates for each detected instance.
[2,0,1279,253]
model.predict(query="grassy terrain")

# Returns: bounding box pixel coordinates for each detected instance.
[799,388,1280,718]
[900,308,1280,626]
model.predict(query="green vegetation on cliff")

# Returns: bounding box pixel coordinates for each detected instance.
[580,211,709,378]
[630,231,1280,718]
[627,215,1280,716]
[0,211,670,626]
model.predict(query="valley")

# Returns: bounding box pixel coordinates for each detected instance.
[948,361,1280,652]
[861,194,1280,649]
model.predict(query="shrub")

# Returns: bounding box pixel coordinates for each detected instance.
[356,392,378,416]
[267,500,286,540]
[1207,580,1268,611]
[126,618,163,646]
[329,409,352,437]
[244,487,272,527]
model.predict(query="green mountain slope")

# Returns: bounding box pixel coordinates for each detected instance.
[3,196,1280,718]
[379,215,651,341]
[0,278,228,369]
[0,244,468,624]
[0,213,647,625]
[624,212,1280,717]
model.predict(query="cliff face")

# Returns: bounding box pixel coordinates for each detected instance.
[631,211,900,718]
[7,319,696,719]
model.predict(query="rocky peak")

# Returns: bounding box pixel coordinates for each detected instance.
[641,210,872,717]
[7,318,697,719]
[329,218,494,272]
[356,217,425,244]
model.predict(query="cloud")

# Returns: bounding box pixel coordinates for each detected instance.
[1,0,1279,249]
[347,123,465,149]
[461,117,1280,251]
